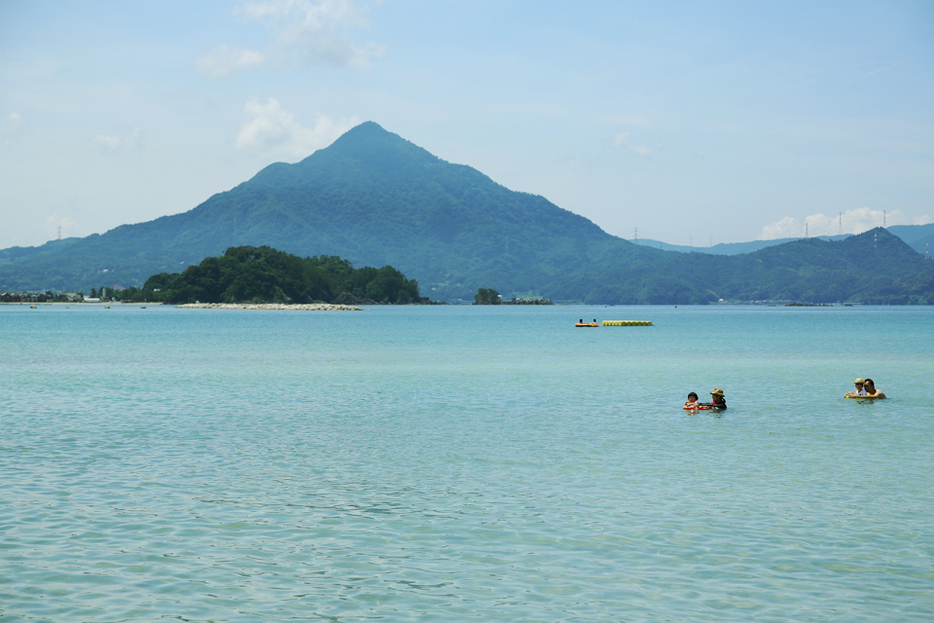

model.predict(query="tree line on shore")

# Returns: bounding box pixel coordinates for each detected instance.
[0,291,81,303]
[114,246,430,304]
[3,121,933,304]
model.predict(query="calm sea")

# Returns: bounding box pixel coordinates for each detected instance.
[2,304,932,622]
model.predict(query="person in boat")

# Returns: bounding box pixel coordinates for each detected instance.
[707,388,727,409]
[845,378,868,398]
[862,378,886,399]
[684,392,700,408]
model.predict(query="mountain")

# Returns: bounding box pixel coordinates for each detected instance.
[635,225,934,256]
[633,235,851,255]
[2,121,933,304]
[1,122,613,300]
[557,229,932,305]
[888,223,934,256]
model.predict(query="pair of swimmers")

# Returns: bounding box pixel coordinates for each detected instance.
[684,388,726,410]
[845,377,886,399]
[682,378,887,411]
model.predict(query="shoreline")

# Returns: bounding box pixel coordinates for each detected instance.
[174,303,363,311]
[0,301,157,306]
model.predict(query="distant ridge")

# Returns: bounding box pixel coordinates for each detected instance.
[635,223,934,256]
[2,122,933,304]
[548,228,933,304]
[633,235,851,255]
[887,223,934,255]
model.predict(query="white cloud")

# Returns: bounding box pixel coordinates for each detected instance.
[600,114,652,127]
[288,35,385,70]
[612,130,661,158]
[236,97,358,159]
[259,0,385,70]
[760,216,804,240]
[195,45,266,79]
[1,112,22,147]
[1,112,22,130]
[241,0,366,27]
[628,144,655,158]
[612,131,630,147]
[94,128,141,154]
[760,208,933,239]
[198,0,384,78]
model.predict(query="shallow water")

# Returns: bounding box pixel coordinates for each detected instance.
[2,304,933,621]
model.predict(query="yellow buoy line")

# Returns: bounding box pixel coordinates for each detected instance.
[601,320,653,326]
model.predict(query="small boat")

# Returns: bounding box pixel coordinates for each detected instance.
[575,322,599,327]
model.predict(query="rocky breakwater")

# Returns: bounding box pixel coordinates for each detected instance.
[506,298,554,305]
[175,303,363,311]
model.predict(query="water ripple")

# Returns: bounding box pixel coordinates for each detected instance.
[2,305,933,621]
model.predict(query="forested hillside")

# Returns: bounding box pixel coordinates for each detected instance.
[122,246,427,305]
[548,229,934,304]
[2,122,932,304]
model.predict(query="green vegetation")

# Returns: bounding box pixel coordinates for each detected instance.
[111,273,177,303]
[473,288,501,305]
[542,228,934,305]
[0,290,81,303]
[1,121,933,304]
[0,123,612,300]
[149,246,426,305]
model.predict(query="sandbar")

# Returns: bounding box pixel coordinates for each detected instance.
[174,303,363,311]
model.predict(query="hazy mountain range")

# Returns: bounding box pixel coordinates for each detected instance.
[2,122,933,304]
[634,223,934,257]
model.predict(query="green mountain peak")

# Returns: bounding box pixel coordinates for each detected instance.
[2,124,932,304]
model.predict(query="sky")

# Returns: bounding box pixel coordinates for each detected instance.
[1,0,933,250]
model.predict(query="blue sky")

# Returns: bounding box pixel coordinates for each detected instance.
[1,0,932,250]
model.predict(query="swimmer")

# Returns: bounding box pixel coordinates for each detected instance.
[684,392,700,408]
[844,378,868,398]
[707,388,727,409]
[862,378,886,399]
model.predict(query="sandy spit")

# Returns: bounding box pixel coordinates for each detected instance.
[174,303,363,311]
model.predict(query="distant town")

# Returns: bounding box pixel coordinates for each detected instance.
[2,291,84,303]
[0,291,124,304]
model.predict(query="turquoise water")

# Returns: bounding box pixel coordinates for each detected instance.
[2,304,933,622]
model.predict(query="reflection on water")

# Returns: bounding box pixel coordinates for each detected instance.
[1,305,933,621]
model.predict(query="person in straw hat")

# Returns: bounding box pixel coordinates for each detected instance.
[708,388,727,409]
[845,378,868,398]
